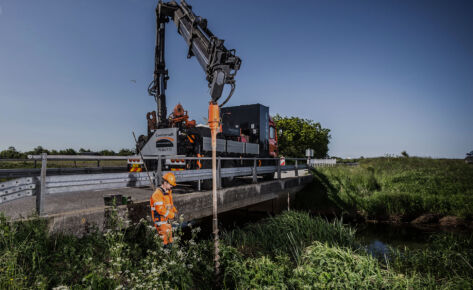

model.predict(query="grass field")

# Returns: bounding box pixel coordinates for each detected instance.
[0,160,127,169]
[1,210,471,289]
[296,157,473,220]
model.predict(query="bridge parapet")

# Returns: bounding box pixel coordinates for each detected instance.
[2,175,312,236]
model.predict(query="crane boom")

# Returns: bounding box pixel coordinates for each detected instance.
[148,0,242,127]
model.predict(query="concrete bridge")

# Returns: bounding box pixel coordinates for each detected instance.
[0,173,312,235]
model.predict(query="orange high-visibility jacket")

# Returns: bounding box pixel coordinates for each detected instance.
[150,187,177,227]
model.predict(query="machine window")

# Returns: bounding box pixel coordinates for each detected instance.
[269,126,275,139]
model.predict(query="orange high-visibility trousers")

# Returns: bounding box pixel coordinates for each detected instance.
[155,223,172,245]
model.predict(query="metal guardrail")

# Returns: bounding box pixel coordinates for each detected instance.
[0,177,36,204]
[0,154,308,215]
[0,167,128,179]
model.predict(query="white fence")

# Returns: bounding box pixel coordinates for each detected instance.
[309,159,337,167]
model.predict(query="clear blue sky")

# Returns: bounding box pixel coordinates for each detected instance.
[1,0,472,158]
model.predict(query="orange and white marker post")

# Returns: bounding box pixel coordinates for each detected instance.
[280,156,286,166]
[208,101,221,276]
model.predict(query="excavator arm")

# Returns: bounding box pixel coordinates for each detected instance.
[148,0,242,127]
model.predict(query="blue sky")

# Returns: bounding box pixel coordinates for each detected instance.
[0,0,472,158]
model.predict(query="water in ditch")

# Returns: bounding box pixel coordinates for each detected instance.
[190,203,467,257]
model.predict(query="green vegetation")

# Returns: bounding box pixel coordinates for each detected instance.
[297,157,473,220]
[0,160,126,170]
[0,146,133,170]
[1,210,472,289]
[273,115,330,158]
[0,146,135,159]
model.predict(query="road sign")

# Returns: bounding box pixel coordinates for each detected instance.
[305,149,314,158]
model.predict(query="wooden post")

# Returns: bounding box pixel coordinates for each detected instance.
[37,153,47,216]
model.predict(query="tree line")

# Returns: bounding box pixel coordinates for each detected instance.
[0,146,135,159]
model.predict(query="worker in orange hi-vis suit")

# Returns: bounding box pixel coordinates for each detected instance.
[150,172,178,245]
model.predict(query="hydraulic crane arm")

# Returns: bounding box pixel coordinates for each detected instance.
[148,0,242,127]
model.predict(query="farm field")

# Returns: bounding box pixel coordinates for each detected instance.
[0,160,127,169]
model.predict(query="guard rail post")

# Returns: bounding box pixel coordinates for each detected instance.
[295,160,299,177]
[197,155,201,191]
[217,157,222,189]
[97,160,100,167]
[36,153,47,216]
[277,158,281,179]
[157,156,162,187]
[252,158,257,183]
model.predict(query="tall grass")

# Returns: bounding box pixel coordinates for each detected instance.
[298,157,473,219]
[290,241,430,289]
[389,233,473,280]
[220,212,473,289]
[0,211,213,289]
[1,208,472,288]
[221,211,357,262]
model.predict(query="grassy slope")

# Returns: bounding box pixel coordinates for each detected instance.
[297,157,473,220]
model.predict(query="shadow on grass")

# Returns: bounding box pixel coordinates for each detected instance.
[294,169,358,218]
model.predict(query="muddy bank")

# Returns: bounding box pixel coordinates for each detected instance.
[340,211,473,230]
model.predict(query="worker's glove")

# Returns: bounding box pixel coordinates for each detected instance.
[168,211,175,219]
[172,206,178,213]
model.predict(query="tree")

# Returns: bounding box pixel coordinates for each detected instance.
[0,146,25,159]
[273,115,331,158]
[27,146,50,155]
[99,149,116,156]
[118,148,135,156]
[58,148,77,155]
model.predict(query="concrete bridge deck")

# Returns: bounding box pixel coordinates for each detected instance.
[0,172,312,235]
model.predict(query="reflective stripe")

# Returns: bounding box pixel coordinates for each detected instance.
[155,221,167,226]
[164,210,170,217]
[154,201,163,206]
[151,207,155,211]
